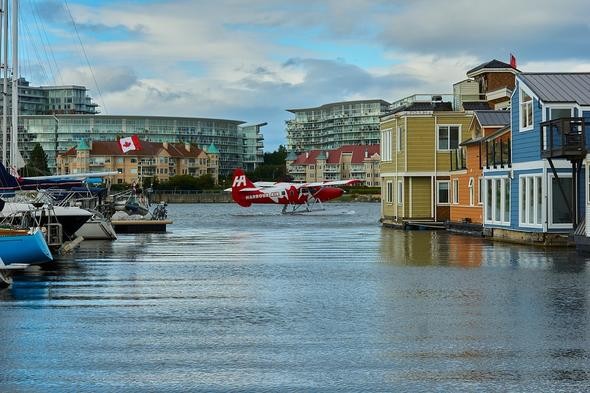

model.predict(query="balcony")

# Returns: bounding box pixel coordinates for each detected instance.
[540,117,587,160]
[483,138,511,169]
[450,148,466,171]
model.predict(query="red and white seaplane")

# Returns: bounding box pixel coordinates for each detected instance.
[226,168,362,213]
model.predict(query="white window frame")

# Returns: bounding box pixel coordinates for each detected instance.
[484,176,511,226]
[397,179,403,205]
[452,178,459,204]
[468,177,474,206]
[519,174,543,228]
[385,180,393,204]
[381,128,392,162]
[396,126,403,152]
[436,180,450,205]
[519,88,534,131]
[548,173,573,229]
[436,125,461,151]
[478,177,483,205]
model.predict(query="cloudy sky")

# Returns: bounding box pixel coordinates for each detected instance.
[17,0,590,150]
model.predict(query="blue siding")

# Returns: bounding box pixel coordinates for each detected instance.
[511,81,543,163]
[584,110,590,146]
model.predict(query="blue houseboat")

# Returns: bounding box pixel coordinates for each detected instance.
[483,73,590,245]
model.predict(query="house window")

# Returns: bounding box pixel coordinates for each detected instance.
[519,175,542,226]
[386,181,393,203]
[381,128,392,161]
[550,176,572,225]
[397,126,403,151]
[478,177,483,204]
[484,177,511,225]
[520,90,533,130]
[452,179,459,204]
[437,125,460,150]
[437,181,450,204]
[550,108,572,120]
[468,177,474,206]
[397,179,403,205]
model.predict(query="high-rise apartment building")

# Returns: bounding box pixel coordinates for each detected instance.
[285,99,390,152]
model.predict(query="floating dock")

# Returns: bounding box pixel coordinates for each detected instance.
[111,220,173,233]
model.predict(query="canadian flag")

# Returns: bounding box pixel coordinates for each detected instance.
[118,135,142,153]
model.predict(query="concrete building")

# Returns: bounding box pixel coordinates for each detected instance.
[21,115,263,176]
[285,100,390,152]
[240,122,266,172]
[286,144,380,185]
[57,140,220,185]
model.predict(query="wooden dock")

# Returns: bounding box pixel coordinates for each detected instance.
[111,220,173,233]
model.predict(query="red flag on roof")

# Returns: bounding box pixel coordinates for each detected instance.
[118,135,142,153]
[510,53,517,69]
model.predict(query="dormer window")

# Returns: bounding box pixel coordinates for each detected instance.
[520,90,533,130]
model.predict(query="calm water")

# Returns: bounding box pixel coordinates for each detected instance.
[1,203,590,392]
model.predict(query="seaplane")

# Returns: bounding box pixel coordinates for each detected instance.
[226,168,362,214]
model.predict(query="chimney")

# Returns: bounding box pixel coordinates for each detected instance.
[305,152,309,158]
[326,151,329,159]
[162,142,168,149]
[185,143,190,152]
[364,147,368,158]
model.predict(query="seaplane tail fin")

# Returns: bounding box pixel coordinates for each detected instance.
[0,162,19,188]
[231,168,254,207]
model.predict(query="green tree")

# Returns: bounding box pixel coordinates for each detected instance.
[24,143,50,176]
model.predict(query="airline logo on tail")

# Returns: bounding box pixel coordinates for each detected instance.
[232,175,247,188]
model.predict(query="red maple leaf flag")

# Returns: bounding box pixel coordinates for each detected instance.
[118,135,142,153]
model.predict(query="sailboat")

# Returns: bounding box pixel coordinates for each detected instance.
[0,0,55,275]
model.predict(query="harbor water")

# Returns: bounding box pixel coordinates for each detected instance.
[1,203,590,392]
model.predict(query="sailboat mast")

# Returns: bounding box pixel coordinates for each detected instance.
[10,0,16,167]
[1,0,7,165]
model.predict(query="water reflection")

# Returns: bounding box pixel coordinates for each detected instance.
[1,203,590,391]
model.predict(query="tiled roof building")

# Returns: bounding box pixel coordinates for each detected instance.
[57,140,219,185]
[286,144,380,186]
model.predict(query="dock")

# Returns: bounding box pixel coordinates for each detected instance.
[111,220,173,233]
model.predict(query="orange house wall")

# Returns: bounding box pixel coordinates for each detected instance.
[450,143,483,224]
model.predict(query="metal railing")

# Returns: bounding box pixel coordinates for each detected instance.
[540,117,587,159]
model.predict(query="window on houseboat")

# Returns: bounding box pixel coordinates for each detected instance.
[519,175,542,226]
[468,177,474,206]
[437,181,450,204]
[551,177,572,224]
[397,180,403,205]
[550,108,571,120]
[495,179,501,222]
[386,181,393,203]
[452,179,459,204]
[437,126,460,150]
[504,179,511,222]
[397,126,403,151]
[521,90,533,129]
[486,179,493,221]
[478,177,483,204]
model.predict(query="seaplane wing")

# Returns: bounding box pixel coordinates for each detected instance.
[300,179,363,188]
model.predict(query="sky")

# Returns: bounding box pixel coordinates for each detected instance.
[16,0,590,150]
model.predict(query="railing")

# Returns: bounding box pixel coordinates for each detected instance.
[540,117,587,159]
[450,148,466,171]
[483,138,511,169]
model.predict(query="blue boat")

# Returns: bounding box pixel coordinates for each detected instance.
[0,229,53,265]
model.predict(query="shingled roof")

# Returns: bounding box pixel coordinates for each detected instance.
[474,110,511,127]
[467,59,516,75]
[61,140,206,158]
[292,144,380,165]
[518,73,590,106]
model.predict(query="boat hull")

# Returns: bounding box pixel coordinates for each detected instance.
[75,218,117,240]
[0,230,53,265]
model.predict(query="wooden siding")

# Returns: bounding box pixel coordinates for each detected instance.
[436,115,473,171]
[409,177,432,218]
[512,80,543,163]
[407,117,436,171]
[450,143,483,224]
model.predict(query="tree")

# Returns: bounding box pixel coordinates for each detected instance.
[246,145,288,181]
[24,143,50,176]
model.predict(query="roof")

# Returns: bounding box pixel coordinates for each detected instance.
[459,138,479,146]
[287,99,390,113]
[292,144,380,165]
[518,73,590,105]
[61,140,208,158]
[387,101,453,115]
[462,102,491,111]
[206,143,219,154]
[474,110,511,127]
[467,59,516,75]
